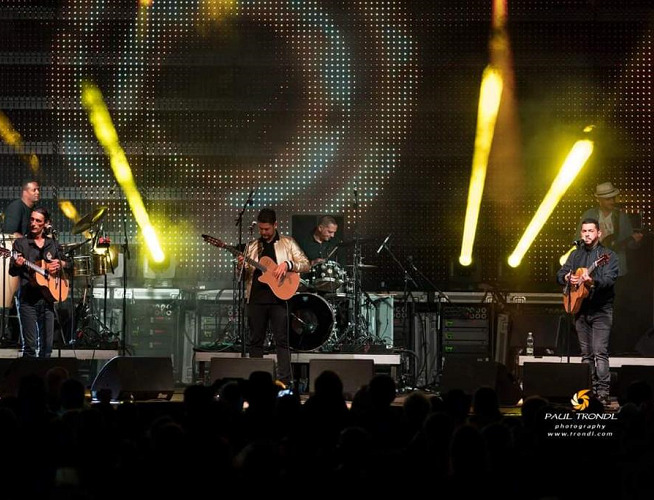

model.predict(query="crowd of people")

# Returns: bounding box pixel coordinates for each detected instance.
[0,365,652,498]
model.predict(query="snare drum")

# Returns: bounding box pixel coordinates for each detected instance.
[73,255,92,277]
[310,261,346,293]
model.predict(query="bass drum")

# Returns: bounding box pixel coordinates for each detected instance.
[288,293,334,351]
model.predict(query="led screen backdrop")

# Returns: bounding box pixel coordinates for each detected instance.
[0,0,652,294]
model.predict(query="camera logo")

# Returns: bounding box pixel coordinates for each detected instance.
[570,389,590,411]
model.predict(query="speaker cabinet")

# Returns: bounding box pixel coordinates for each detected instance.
[0,357,80,397]
[209,357,275,385]
[522,362,590,402]
[90,356,174,401]
[309,359,375,399]
[440,359,521,404]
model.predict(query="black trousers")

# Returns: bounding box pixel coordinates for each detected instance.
[246,302,292,384]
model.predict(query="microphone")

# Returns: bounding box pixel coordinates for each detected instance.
[407,255,418,272]
[249,220,257,230]
[572,239,584,247]
[376,233,391,254]
[247,187,255,206]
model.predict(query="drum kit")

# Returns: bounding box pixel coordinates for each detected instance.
[288,236,383,353]
[63,206,119,346]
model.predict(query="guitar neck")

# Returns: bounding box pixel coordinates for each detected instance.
[1,249,47,277]
[225,245,267,273]
[24,259,47,277]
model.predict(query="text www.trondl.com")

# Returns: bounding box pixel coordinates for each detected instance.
[547,423,614,438]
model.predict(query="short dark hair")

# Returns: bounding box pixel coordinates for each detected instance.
[22,179,39,191]
[32,206,50,222]
[257,208,277,224]
[318,215,337,227]
[581,217,600,230]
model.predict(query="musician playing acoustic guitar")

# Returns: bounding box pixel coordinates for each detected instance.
[10,207,67,358]
[238,208,310,388]
[557,218,619,406]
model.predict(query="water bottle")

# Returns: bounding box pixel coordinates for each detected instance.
[526,332,534,356]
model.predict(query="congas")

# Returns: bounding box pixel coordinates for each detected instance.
[288,293,335,351]
[310,261,346,292]
[92,253,109,276]
[73,256,92,277]
[1,235,18,308]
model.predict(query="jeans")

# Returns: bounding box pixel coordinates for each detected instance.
[16,293,54,358]
[575,305,612,397]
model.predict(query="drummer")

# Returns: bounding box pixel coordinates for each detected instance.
[4,179,41,238]
[300,215,340,267]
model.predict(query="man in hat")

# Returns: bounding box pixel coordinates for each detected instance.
[577,181,642,276]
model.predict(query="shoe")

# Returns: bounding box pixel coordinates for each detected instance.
[597,395,611,406]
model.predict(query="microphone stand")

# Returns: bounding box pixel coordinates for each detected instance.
[121,214,129,356]
[379,241,419,384]
[234,188,254,357]
[49,227,66,353]
[407,257,450,386]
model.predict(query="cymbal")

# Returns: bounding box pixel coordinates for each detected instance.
[72,206,107,235]
[346,263,378,269]
[59,239,92,253]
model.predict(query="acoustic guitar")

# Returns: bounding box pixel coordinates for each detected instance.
[562,254,609,314]
[202,234,299,300]
[0,247,70,302]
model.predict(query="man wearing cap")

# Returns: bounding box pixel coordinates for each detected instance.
[577,181,642,276]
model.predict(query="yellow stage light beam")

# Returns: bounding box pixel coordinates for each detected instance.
[508,138,594,268]
[81,80,165,263]
[459,65,504,266]
[0,110,39,173]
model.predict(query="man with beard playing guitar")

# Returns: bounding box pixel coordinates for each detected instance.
[557,218,618,406]
[237,208,310,389]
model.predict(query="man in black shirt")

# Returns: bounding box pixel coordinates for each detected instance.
[300,215,347,293]
[557,218,619,406]
[2,179,40,341]
[10,207,66,357]
[4,179,40,238]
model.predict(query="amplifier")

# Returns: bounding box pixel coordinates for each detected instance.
[442,304,490,321]
[443,340,489,354]
[443,328,489,342]
[443,318,487,329]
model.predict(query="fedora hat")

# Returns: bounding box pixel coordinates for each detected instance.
[595,182,620,198]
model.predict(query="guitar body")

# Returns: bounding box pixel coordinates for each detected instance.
[32,261,69,302]
[257,256,300,300]
[201,235,300,301]
[562,254,610,314]
[563,267,590,314]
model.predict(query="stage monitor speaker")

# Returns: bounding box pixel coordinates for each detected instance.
[522,362,590,402]
[209,357,275,385]
[0,357,80,397]
[90,356,174,401]
[309,359,374,400]
[439,359,521,405]
[616,365,654,403]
